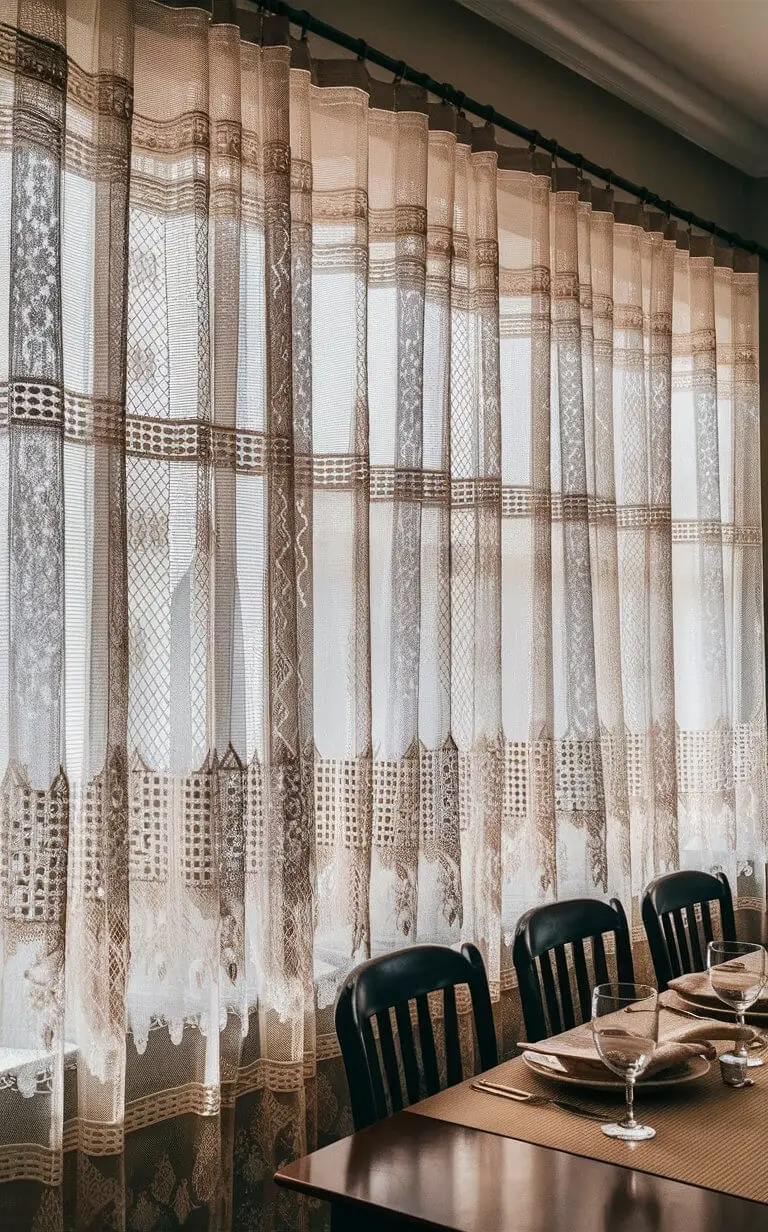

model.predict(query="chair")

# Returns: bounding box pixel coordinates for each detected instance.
[334,942,498,1130]
[513,897,635,1042]
[641,870,736,992]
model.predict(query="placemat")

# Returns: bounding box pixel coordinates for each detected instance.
[407,1011,768,1204]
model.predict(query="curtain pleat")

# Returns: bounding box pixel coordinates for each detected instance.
[0,2,764,1227]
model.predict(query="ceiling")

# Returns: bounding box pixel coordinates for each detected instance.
[456,0,768,174]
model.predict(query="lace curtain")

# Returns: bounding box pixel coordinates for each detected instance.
[0,0,765,1227]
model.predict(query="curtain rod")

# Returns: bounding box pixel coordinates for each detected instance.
[253,0,767,263]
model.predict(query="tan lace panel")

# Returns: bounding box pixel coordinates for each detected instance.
[0,2,764,1223]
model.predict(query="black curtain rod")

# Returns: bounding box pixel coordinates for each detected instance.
[254,0,767,263]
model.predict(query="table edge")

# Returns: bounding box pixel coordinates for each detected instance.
[275,1111,768,1216]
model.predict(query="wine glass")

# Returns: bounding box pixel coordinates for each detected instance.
[707,940,766,1068]
[591,983,659,1141]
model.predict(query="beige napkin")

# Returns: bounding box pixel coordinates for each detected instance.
[522,1018,756,1080]
[668,965,768,1011]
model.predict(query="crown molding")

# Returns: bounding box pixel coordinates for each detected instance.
[457,0,768,175]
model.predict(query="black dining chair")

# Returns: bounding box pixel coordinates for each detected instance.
[334,942,498,1130]
[513,897,635,1042]
[641,869,736,992]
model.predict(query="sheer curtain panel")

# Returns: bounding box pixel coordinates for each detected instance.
[0,1,764,1227]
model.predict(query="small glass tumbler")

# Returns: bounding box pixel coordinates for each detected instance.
[719,1053,750,1087]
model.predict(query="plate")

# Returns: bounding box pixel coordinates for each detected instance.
[673,991,768,1023]
[521,1050,711,1091]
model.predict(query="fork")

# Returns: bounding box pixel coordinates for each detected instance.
[471,1079,607,1122]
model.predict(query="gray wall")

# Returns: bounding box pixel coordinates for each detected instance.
[306,0,754,235]
[746,181,768,626]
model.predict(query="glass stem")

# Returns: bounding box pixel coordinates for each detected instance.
[737,1010,747,1060]
[624,1076,636,1128]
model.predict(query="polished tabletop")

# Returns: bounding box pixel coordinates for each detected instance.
[275,1106,768,1231]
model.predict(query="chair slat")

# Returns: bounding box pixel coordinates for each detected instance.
[613,905,636,986]
[443,985,463,1087]
[661,912,681,978]
[554,945,575,1029]
[572,938,592,1022]
[539,950,562,1035]
[701,899,714,946]
[361,1015,389,1121]
[685,904,704,970]
[718,876,737,941]
[517,961,548,1043]
[376,1009,403,1113]
[592,932,609,986]
[672,908,692,973]
[394,1000,421,1105]
[416,994,440,1096]
[461,942,500,1072]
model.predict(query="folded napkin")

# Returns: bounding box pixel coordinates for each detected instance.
[668,965,768,1012]
[522,1018,757,1081]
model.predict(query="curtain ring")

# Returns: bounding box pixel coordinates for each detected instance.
[298,10,311,40]
[528,129,541,155]
[574,152,585,191]
[454,89,466,118]
[551,140,559,191]
[356,38,368,61]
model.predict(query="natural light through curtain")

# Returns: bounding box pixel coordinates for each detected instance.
[0,0,764,1225]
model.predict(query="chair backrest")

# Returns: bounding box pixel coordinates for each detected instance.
[334,942,498,1130]
[641,870,736,991]
[513,897,635,1042]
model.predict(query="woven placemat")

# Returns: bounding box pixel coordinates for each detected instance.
[408,1015,768,1203]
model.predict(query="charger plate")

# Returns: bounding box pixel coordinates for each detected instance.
[521,1049,711,1092]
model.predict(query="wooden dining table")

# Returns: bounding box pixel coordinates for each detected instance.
[275,993,768,1231]
[274,1104,768,1230]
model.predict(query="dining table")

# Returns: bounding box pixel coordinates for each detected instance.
[275,991,768,1231]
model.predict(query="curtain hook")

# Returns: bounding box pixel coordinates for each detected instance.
[453,89,466,119]
[574,152,585,191]
[356,38,368,61]
[298,9,311,40]
[551,140,559,191]
[528,129,541,155]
